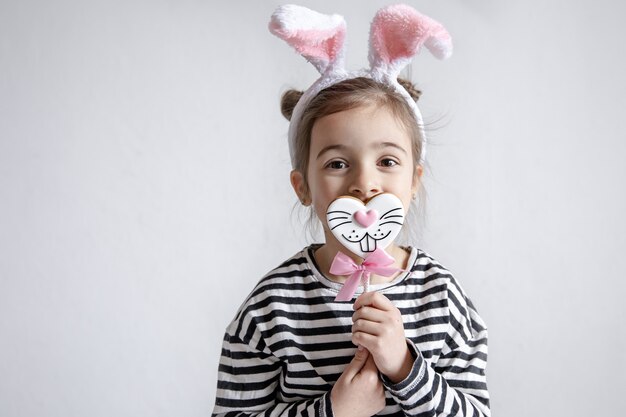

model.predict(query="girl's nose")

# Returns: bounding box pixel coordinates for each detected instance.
[348,166,381,200]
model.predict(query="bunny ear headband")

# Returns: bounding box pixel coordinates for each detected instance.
[269,4,452,167]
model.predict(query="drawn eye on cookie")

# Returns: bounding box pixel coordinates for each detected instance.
[326,193,405,259]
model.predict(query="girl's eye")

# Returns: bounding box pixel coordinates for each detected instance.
[326,160,348,170]
[379,158,398,167]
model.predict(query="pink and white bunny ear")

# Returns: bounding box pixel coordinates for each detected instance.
[269,4,347,74]
[369,4,452,78]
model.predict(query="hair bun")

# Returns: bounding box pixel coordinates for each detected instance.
[280,89,304,121]
[397,78,421,102]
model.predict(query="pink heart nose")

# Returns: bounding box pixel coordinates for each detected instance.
[354,209,378,228]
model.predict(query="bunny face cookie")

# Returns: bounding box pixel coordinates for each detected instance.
[326,193,405,259]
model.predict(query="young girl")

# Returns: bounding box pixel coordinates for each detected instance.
[212,5,489,417]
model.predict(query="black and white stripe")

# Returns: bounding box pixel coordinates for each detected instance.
[212,246,489,416]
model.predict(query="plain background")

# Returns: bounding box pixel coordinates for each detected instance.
[1,0,625,416]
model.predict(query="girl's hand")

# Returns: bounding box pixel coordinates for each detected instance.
[330,348,386,417]
[352,291,414,383]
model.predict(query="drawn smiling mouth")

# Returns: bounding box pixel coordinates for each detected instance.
[341,231,391,253]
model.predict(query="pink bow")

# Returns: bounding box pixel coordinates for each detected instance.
[331,248,403,302]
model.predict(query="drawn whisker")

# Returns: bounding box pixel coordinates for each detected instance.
[328,216,349,222]
[330,221,353,230]
[380,207,402,219]
[378,221,403,227]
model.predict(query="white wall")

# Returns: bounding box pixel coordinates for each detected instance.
[1,0,624,416]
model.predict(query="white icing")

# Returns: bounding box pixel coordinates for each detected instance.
[326,193,405,259]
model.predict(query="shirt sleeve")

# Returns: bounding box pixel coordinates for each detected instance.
[381,277,490,416]
[212,313,334,417]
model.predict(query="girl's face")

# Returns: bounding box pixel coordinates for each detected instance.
[291,104,422,247]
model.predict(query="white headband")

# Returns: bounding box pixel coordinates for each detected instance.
[269,4,453,168]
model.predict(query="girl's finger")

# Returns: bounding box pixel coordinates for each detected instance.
[361,353,378,374]
[342,347,370,381]
[352,305,386,323]
[354,291,394,312]
[352,318,382,336]
[352,331,379,352]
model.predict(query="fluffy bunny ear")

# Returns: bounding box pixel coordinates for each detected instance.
[369,4,452,78]
[269,4,346,74]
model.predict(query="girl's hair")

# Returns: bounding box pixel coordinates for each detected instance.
[281,77,428,244]
[281,77,423,195]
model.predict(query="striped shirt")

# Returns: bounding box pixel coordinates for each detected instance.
[212,245,489,416]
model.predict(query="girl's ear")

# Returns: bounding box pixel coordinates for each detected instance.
[411,164,424,196]
[290,170,311,206]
